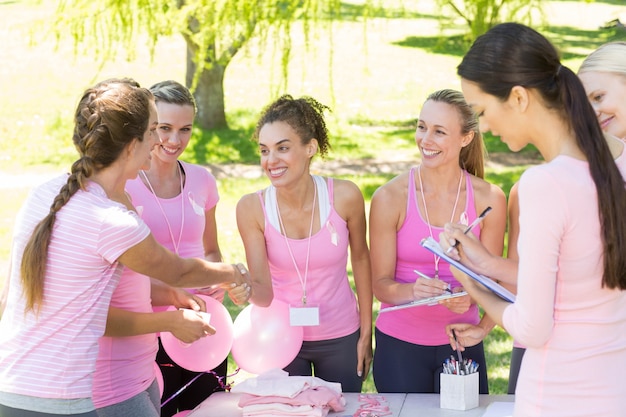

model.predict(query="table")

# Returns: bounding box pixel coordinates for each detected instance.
[187,392,515,416]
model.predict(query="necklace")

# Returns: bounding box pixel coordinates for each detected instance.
[417,165,463,278]
[276,177,317,305]
[140,161,185,254]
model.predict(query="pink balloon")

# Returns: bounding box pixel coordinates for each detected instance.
[154,362,164,399]
[231,299,304,374]
[160,295,234,372]
[172,411,192,417]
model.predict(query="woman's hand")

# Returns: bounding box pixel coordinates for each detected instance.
[356,332,373,380]
[195,286,225,302]
[439,224,494,275]
[445,322,488,352]
[411,277,449,300]
[227,282,251,306]
[170,309,216,343]
[440,288,471,314]
[216,263,252,305]
[171,287,206,312]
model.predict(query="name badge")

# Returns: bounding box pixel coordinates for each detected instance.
[289,305,320,326]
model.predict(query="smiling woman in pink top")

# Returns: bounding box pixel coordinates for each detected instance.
[369,89,506,394]
[237,95,373,392]
[92,80,249,417]
[578,41,626,141]
[443,23,626,416]
[0,79,249,417]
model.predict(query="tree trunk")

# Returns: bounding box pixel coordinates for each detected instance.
[185,44,229,130]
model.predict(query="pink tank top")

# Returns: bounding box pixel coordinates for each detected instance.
[259,177,360,341]
[376,168,480,345]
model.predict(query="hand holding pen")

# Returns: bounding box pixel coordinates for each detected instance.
[412,269,452,297]
[446,207,492,254]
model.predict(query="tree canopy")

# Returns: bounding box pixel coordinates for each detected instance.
[48,0,541,130]
[51,0,345,129]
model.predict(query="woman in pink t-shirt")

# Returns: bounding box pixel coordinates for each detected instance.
[0,79,249,417]
[450,44,626,396]
[443,23,626,416]
[369,89,506,393]
[93,80,249,417]
[237,95,373,392]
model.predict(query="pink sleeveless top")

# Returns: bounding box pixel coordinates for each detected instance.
[375,168,480,345]
[259,177,360,341]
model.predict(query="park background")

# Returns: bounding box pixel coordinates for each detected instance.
[1,0,625,394]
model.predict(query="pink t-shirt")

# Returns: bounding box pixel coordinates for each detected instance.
[503,154,626,416]
[375,168,480,345]
[92,162,219,407]
[0,175,150,402]
[260,177,360,341]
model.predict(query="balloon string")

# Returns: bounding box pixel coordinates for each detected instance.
[160,366,241,407]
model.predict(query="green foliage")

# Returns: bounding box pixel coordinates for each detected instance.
[435,0,544,42]
[46,0,349,129]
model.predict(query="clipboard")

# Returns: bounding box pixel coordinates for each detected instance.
[379,290,468,313]
[420,236,517,303]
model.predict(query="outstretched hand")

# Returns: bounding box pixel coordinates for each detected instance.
[224,263,252,305]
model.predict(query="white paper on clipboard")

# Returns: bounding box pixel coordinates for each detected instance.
[379,290,469,313]
[420,236,517,303]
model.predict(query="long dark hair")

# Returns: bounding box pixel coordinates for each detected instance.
[458,22,626,289]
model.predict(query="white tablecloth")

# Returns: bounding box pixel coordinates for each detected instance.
[186,392,515,417]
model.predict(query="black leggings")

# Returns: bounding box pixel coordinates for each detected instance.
[156,338,227,417]
[507,347,526,394]
[283,330,363,392]
[373,327,489,394]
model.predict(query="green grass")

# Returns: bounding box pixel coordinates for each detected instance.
[2,0,625,396]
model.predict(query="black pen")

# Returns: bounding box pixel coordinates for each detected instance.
[446,206,492,254]
[451,329,466,375]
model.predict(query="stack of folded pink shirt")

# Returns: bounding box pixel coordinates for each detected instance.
[230,369,346,417]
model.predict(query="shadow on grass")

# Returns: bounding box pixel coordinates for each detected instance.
[393,34,470,57]
[393,24,626,58]
[334,1,437,21]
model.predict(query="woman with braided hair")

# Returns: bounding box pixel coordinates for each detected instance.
[0,78,249,417]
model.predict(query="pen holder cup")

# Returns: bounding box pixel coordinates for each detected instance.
[440,372,479,411]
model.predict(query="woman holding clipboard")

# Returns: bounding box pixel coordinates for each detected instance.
[442,23,626,416]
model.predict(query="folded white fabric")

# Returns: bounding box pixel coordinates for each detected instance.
[231,369,346,417]
[231,369,342,398]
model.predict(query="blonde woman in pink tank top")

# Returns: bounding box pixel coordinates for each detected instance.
[369,89,506,394]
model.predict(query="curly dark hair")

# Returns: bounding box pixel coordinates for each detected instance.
[253,94,332,157]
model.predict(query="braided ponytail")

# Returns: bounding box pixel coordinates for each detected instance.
[21,79,153,312]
